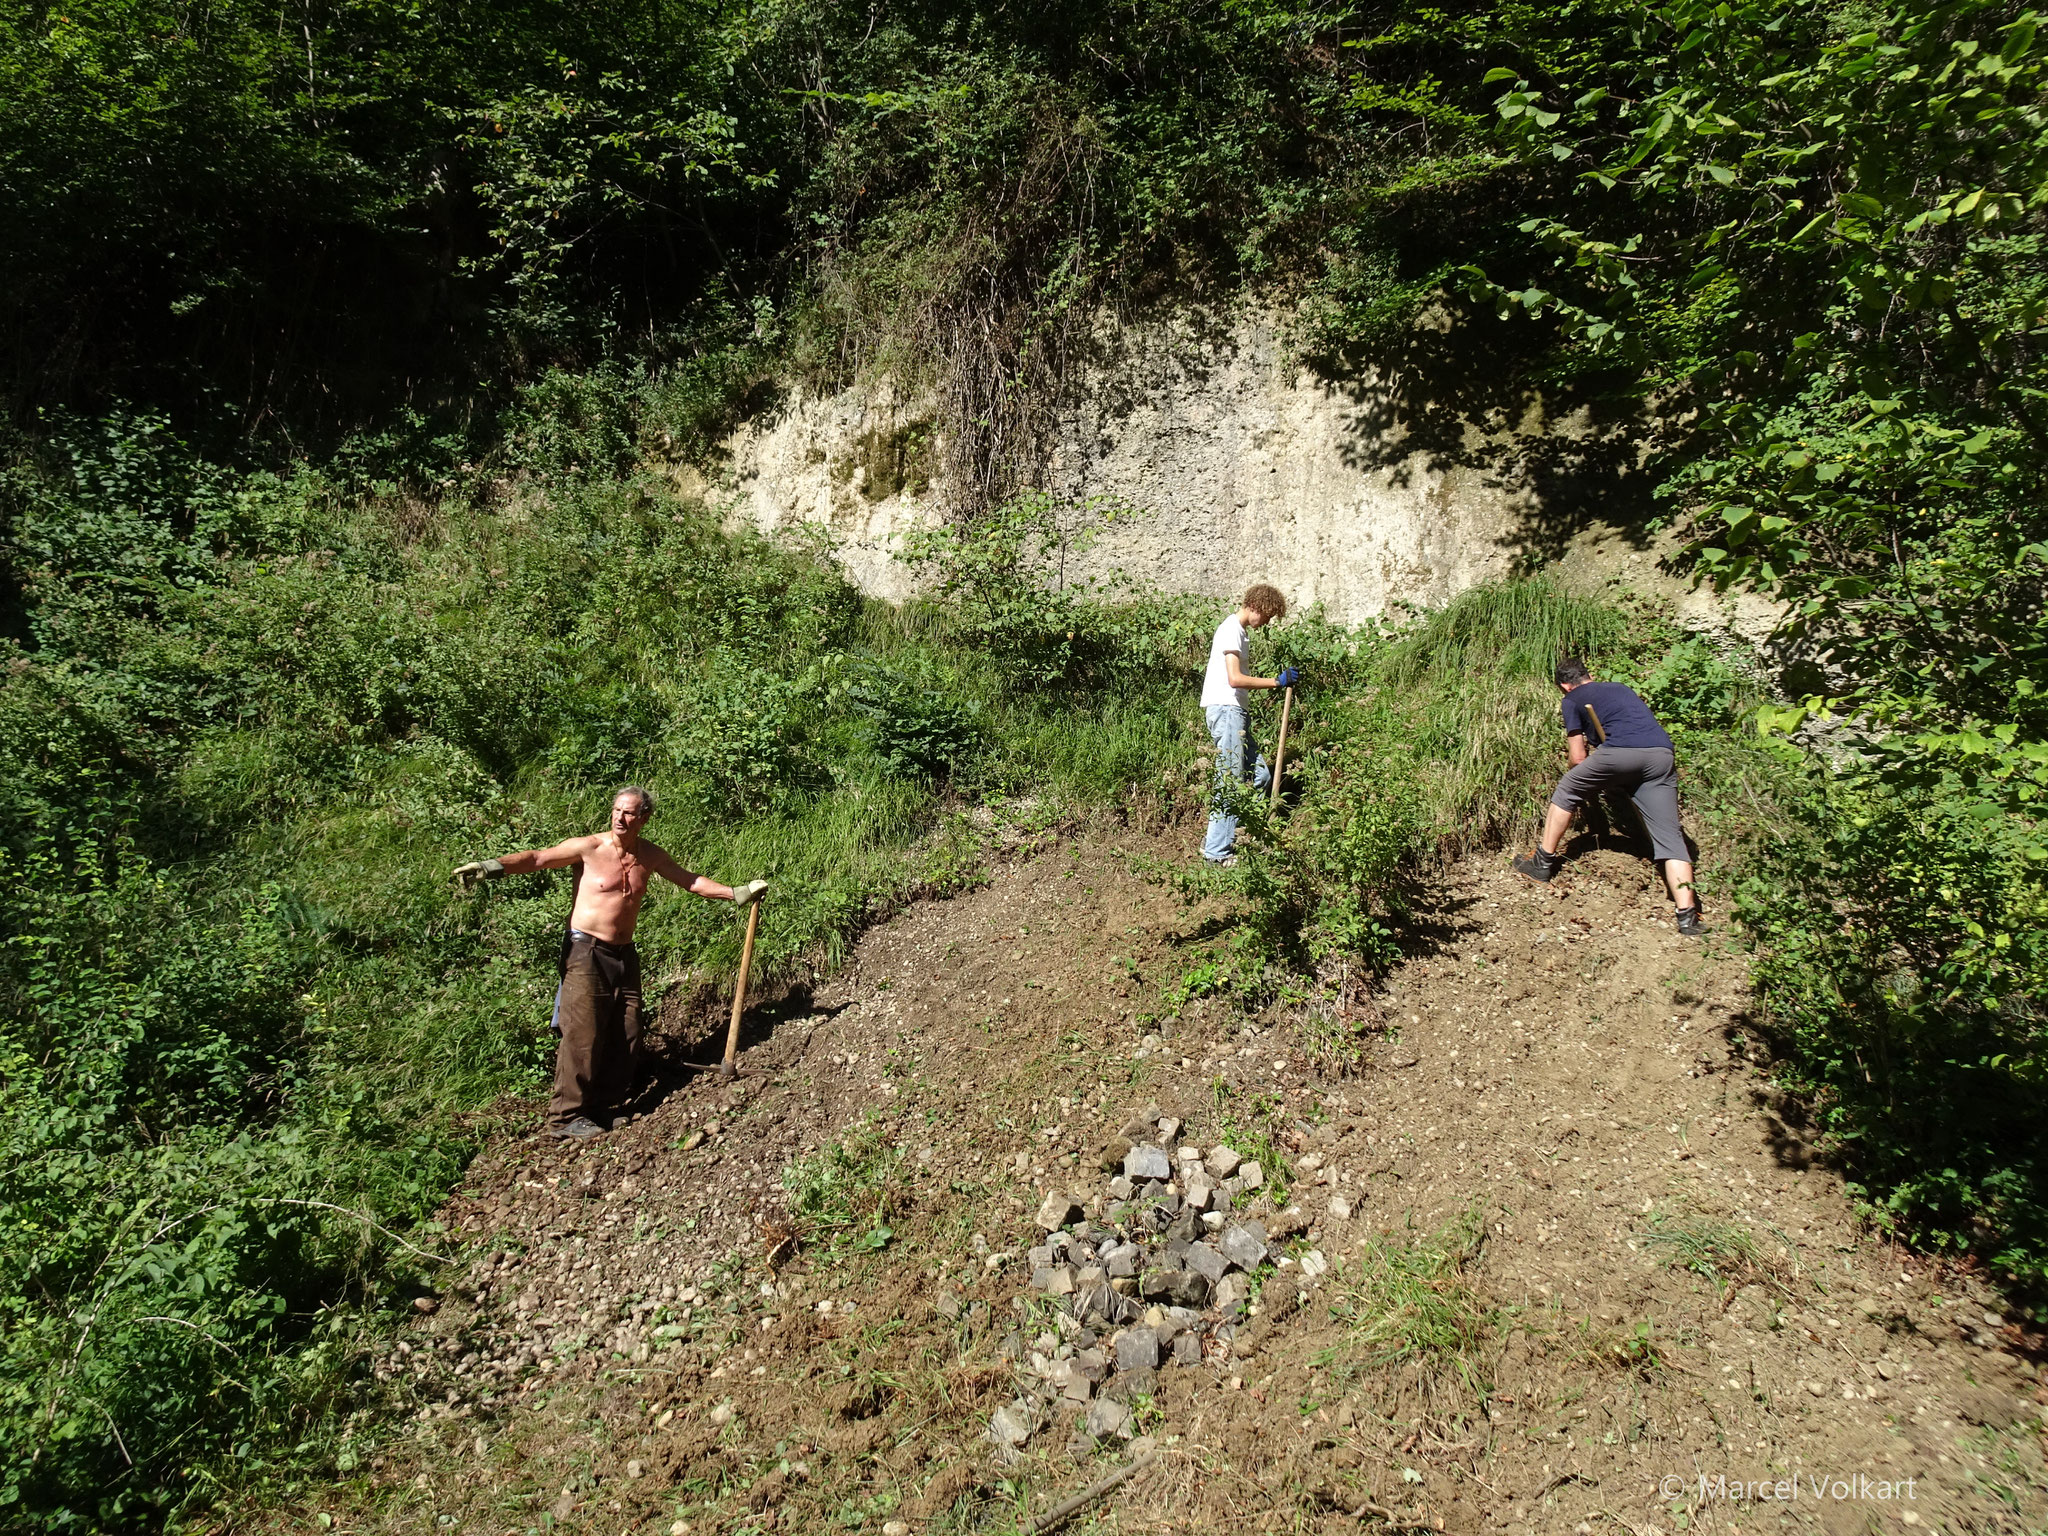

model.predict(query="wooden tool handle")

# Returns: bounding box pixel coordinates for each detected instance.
[1269,685,1294,808]
[720,899,762,1081]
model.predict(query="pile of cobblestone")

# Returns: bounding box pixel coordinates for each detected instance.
[985,1113,1327,1458]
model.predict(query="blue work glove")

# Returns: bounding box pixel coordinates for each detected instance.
[1274,666,1302,690]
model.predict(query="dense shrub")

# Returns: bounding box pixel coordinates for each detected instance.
[1739,758,2048,1290]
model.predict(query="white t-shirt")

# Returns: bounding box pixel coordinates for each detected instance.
[1202,614,1249,708]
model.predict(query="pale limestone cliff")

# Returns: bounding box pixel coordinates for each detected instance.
[711,308,1775,639]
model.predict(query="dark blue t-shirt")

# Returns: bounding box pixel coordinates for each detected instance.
[1561,682,1672,751]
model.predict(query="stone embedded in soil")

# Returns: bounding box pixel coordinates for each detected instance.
[1117,1325,1162,1372]
[1217,1223,1268,1271]
[1328,1194,1353,1221]
[1238,1161,1264,1190]
[1205,1145,1242,1179]
[710,1403,735,1427]
[1053,1359,1095,1402]
[1085,1396,1131,1441]
[1174,1330,1203,1366]
[989,1405,1032,1446]
[1036,1192,1081,1230]
[1104,1242,1141,1278]
[1212,1274,1247,1312]
[1108,1176,1133,1199]
[1184,1242,1229,1284]
[1124,1144,1172,1181]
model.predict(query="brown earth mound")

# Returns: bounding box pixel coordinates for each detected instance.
[250,823,2048,1536]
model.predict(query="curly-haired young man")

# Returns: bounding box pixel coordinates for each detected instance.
[1200,584,1299,866]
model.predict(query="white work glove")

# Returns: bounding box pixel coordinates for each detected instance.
[453,858,506,891]
[730,879,768,907]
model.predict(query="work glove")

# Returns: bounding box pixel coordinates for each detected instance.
[731,879,769,907]
[453,858,506,891]
[1273,666,1302,690]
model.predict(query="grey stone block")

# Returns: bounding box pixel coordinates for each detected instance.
[1123,1144,1172,1181]
[1205,1145,1242,1179]
[1085,1396,1131,1440]
[1184,1242,1229,1284]
[1037,1192,1082,1230]
[1218,1223,1268,1271]
[1116,1325,1161,1372]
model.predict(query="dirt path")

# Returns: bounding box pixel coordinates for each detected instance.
[259,826,2048,1536]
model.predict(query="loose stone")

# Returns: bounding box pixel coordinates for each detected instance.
[1116,1326,1162,1372]
[1123,1144,1173,1181]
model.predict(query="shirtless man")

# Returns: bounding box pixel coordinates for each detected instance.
[453,786,767,1140]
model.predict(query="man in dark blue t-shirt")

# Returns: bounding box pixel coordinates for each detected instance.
[1512,656,1702,935]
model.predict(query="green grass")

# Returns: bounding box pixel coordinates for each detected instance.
[782,1118,907,1263]
[1638,1209,1797,1306]
[0,457,1216,1529]
[1320,1208,1498,1404]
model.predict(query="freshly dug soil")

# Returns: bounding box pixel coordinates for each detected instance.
[250,821,2048,1536]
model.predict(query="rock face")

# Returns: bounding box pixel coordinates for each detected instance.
[714,309,1746,627]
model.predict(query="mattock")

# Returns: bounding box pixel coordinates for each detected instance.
[719,897,763,1081]
[1269,683,1294,807]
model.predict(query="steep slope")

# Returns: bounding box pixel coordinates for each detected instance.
[257,823,2048,1535]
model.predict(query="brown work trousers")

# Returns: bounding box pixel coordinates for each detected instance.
[550,931,643,1126]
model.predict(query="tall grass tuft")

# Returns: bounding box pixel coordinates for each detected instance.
[1372,579,1627,856]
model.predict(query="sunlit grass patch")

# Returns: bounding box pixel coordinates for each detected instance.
[1319,1207,1498,1404]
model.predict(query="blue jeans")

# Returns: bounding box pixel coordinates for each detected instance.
[1203,705,1270,861]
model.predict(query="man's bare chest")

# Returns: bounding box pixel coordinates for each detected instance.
[581,850,650,898]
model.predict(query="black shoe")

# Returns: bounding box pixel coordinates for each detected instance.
[1676,907,1705,938]
[548,1116,605,1141]
[1512,848,1564,884]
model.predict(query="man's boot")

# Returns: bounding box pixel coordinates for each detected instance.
[1512,846,1565,884]
[1676,906,1705,937]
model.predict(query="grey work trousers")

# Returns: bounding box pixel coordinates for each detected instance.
[1549,746,1690,864]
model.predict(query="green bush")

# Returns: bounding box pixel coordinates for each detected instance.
[844,661,986,783]
[1633,638,1746,733]
[1739,757,2048,1292]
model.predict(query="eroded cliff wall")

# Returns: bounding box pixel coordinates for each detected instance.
[712,308,1756,632]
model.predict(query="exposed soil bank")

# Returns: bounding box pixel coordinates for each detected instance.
[255,824,2048,1536]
